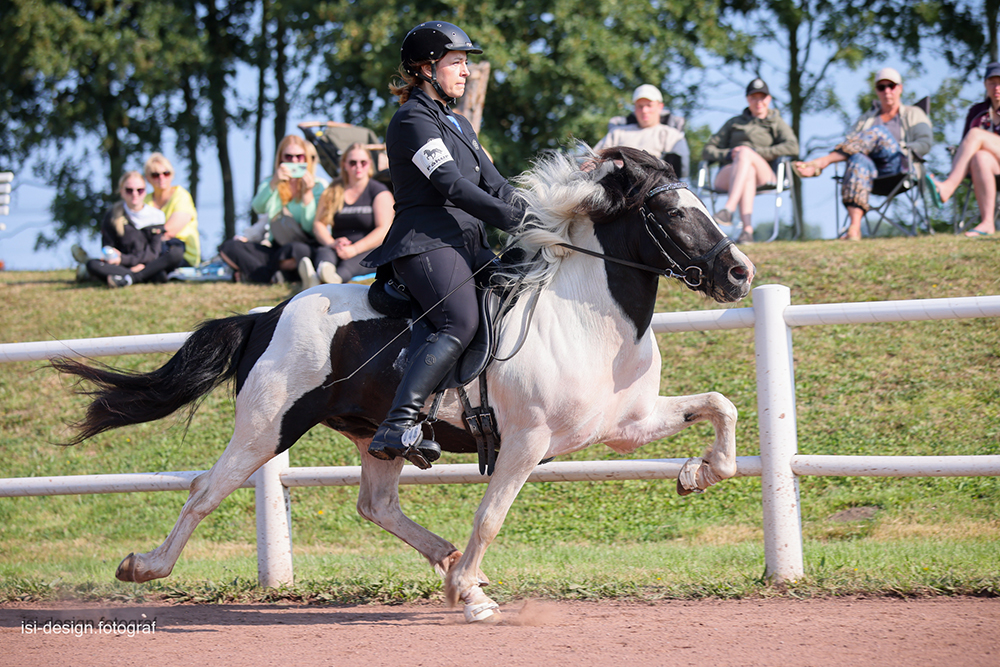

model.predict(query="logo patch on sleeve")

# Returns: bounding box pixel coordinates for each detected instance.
[412,138,453,177]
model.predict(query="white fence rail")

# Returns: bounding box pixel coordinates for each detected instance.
[1,284,999,586]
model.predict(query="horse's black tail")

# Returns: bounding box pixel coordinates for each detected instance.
[51,313,260,446]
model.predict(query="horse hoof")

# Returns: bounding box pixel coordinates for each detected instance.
[464,600,501,624]
[677,457,706,496]
[116,553,138,582]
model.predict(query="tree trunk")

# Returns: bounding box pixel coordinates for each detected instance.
[181,75,201,204]
[273,15,289,151]
[253,0,270,217]
[783,11,804,239]
[204,1,237,241]
[455,61,491,134]
[988,0,999,61]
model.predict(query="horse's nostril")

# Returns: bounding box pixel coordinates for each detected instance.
[730,266,747,282]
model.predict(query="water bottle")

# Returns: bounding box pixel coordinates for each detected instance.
[102,246,119,262]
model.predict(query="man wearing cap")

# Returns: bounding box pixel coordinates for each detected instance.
[793,67,933,240]
[702,78,799,243]
[595,84,690,177]
[926,62,1000,236]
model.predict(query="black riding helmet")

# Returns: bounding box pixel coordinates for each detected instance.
[401,21,482,105]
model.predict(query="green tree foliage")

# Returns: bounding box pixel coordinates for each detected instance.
[0,0,207,245]
[304,0,752,175]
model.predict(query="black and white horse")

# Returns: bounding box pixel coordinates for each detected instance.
[54,146,754,623]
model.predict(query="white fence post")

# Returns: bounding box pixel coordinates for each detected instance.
[255,450,293,587]
[753,284,804,582]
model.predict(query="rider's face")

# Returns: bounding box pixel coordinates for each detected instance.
[425,51,469,100]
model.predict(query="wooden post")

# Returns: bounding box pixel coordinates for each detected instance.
[455,61,491,134]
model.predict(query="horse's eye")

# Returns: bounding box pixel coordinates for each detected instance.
[667,208,682,218]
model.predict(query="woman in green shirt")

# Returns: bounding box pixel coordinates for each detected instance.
[220,135,327,283]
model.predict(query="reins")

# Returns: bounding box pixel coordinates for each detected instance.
[556,181,734,290]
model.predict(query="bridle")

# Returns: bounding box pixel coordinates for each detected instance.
[556,180,734,290]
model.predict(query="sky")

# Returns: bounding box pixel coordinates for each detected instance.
[0,43,985,272]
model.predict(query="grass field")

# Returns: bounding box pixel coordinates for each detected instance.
[1,235,998,603]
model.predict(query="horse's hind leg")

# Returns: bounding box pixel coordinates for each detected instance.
[116,416,284,583]
[356,442,487,583]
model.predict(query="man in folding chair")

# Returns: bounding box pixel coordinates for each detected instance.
[595,84,690,178]
[794,67,933,240]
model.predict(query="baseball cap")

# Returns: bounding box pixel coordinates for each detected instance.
[632,84,663,103]
[984,62,1000,80]
[874,67,902,86]
[745,78,769,96]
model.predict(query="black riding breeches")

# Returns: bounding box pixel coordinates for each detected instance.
[392,245,492,349]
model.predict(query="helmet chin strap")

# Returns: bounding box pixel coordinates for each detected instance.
[416,62,456,106]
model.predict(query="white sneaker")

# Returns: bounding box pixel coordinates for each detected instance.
[297,257,320,288]
[317,261,343,284]
[71,244,90,264]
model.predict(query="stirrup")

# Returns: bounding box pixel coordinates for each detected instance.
[403,442,441,470]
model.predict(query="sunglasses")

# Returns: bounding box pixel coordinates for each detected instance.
[149,171,172,179]
[876,82,898,92]
[348,159,369,168]
[282,153,306,162]
[124,187,146,195]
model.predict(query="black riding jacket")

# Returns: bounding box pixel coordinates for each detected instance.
[362,87,523,269]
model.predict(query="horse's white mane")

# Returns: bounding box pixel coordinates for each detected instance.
[495,146,610,291]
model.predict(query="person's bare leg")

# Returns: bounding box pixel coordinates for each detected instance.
[794,151,846,177]
[965,150,1000,235]
[938,129,1000,202]
[844,206,864,241]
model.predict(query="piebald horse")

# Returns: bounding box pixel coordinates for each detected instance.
[54,146,755,623]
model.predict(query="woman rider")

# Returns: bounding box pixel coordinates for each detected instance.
[362,21,524,467]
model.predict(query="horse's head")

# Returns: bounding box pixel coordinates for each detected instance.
[587,146,755,304]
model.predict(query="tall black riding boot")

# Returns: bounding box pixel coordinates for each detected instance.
[368,332,465,468]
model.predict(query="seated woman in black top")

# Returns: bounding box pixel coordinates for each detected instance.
[85,171,185,288]
[307,143,394,284]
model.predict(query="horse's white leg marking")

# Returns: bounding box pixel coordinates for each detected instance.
[445,429,550,623]
[606,392,738,493]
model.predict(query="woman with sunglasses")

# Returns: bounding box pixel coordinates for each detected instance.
[793,67,933,240]
[144,153,200,266]
[304,143,393,285]
[220,135,326,283]
[84,171,186,288]
[359,21,524,468]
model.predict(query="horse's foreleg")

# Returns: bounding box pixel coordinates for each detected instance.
[116,420,281,583]
[356,445,463,576]
[445,434,547,623]
[610,392,738,495]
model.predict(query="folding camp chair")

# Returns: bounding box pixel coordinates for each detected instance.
[696,156,799,242]
[298,121,390,186]
[831,97,933,238]
[604,110,686,176]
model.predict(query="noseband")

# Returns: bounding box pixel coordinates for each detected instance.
[557,180,734,290]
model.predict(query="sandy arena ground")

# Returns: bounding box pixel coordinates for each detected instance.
[1,597,997,666]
